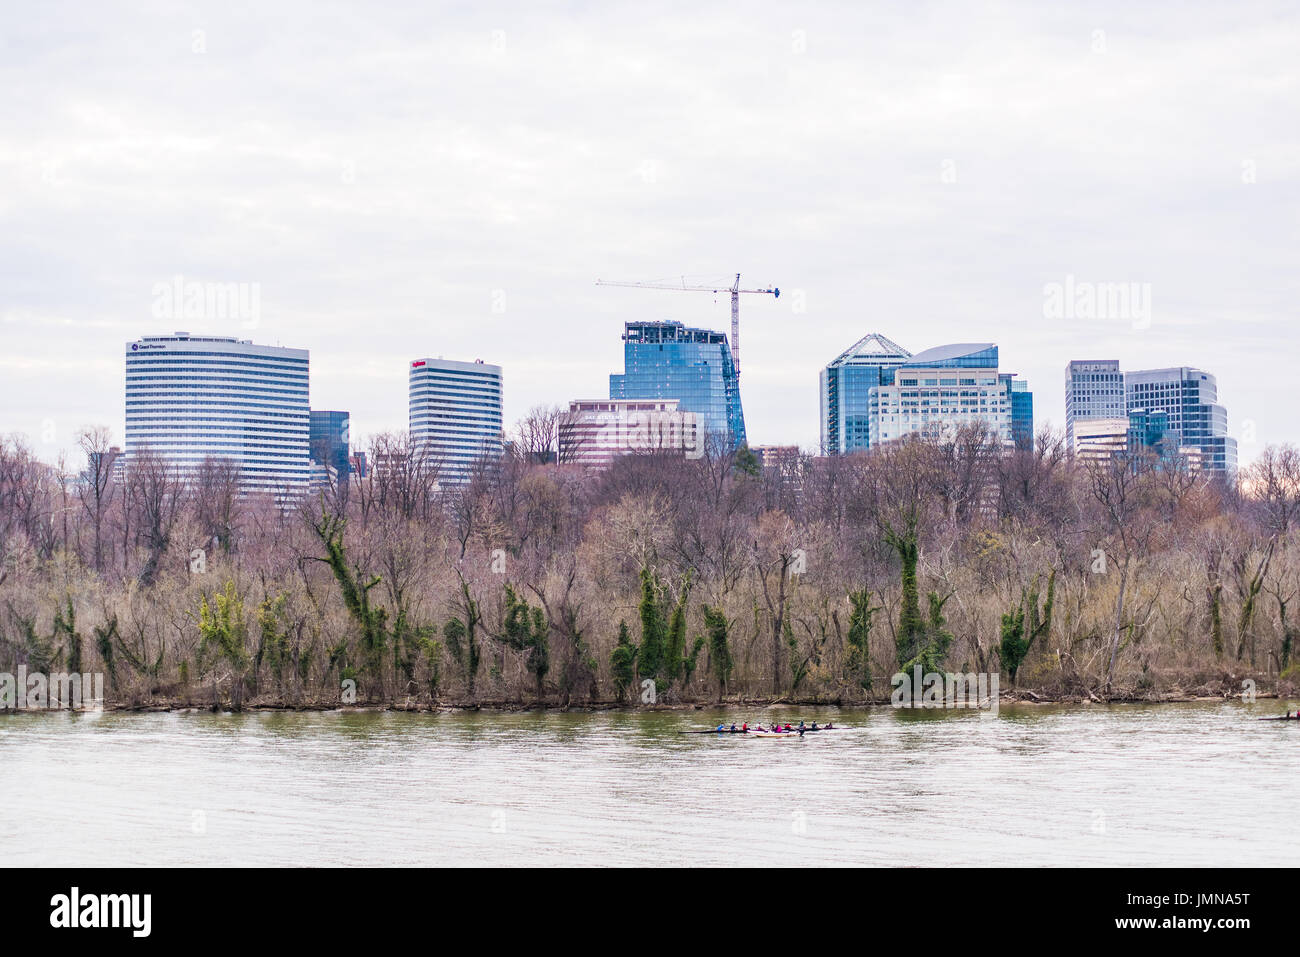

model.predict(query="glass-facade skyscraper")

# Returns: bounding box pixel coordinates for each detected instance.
[309,410,351,478]
[1127,408,1174,455]
[609,320,745,451]
[1065,359,1125,448]
[819,334,912,454]
[1066,361,1235,474]
[1005,375,1035,450]
[1125,367,1236,474]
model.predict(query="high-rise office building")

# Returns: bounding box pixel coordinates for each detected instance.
[609,320,745,451]
[1064,359,1125,448]
[1125,367,1236,474]
[124,332,310,496]
[868,343,1023,447]
[409,357,504,481]
[1004,375,1035,450]
[1066,360,1236,474]
[819,333,913,454]
[309,410,351,484]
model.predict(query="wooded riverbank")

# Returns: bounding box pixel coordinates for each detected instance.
[5,428,1300,715]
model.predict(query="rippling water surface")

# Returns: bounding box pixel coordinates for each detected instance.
[1,701,1296,866]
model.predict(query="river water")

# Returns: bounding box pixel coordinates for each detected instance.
[1,701,1295,866]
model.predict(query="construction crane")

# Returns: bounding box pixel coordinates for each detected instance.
[594,274,779,379]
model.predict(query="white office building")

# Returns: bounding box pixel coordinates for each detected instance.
[867,343,1016,447]
[558,398,699,467]
[124,333,311,496]
[1073,417,1130,464]
[409,357,504,481]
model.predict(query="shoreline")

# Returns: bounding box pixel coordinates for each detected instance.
[6,687,1291,716]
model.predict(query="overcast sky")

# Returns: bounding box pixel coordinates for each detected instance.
[2,1,1296,465]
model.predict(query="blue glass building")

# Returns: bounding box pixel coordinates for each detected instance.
[610,320,746,451]
[1127,408,1174,456]
[819,334,913,454]
[1002,375,1035,450]
[1125,367,1236,474]
[309,410,351,478]
[821,341,1036,449]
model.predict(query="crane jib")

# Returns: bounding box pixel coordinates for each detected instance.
[595,274,781,379]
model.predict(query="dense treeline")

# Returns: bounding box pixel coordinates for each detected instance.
[2,416,1298,710]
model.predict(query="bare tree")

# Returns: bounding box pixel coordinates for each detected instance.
[127,447,185,587]
[1249,444,1300,537]
[1086,450,1160,692]
[362,431,441,523]
[0,435,57,560]
[194,456,242,553]
[515,404,565,465]
[752,510,801,694]
[76,426,119,574]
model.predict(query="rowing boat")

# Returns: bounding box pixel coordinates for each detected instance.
[1258,715,1300,721]
[678,729,751,734]
[679,726,841,735]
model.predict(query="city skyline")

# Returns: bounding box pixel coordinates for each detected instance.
[0,317,1260,471]
[3,3,1295,465]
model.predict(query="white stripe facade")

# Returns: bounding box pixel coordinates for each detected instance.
[409,358,503,481]
[559,399,699,466]
[124,333,310,495]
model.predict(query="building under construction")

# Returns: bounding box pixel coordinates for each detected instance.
[609,320,746,452]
